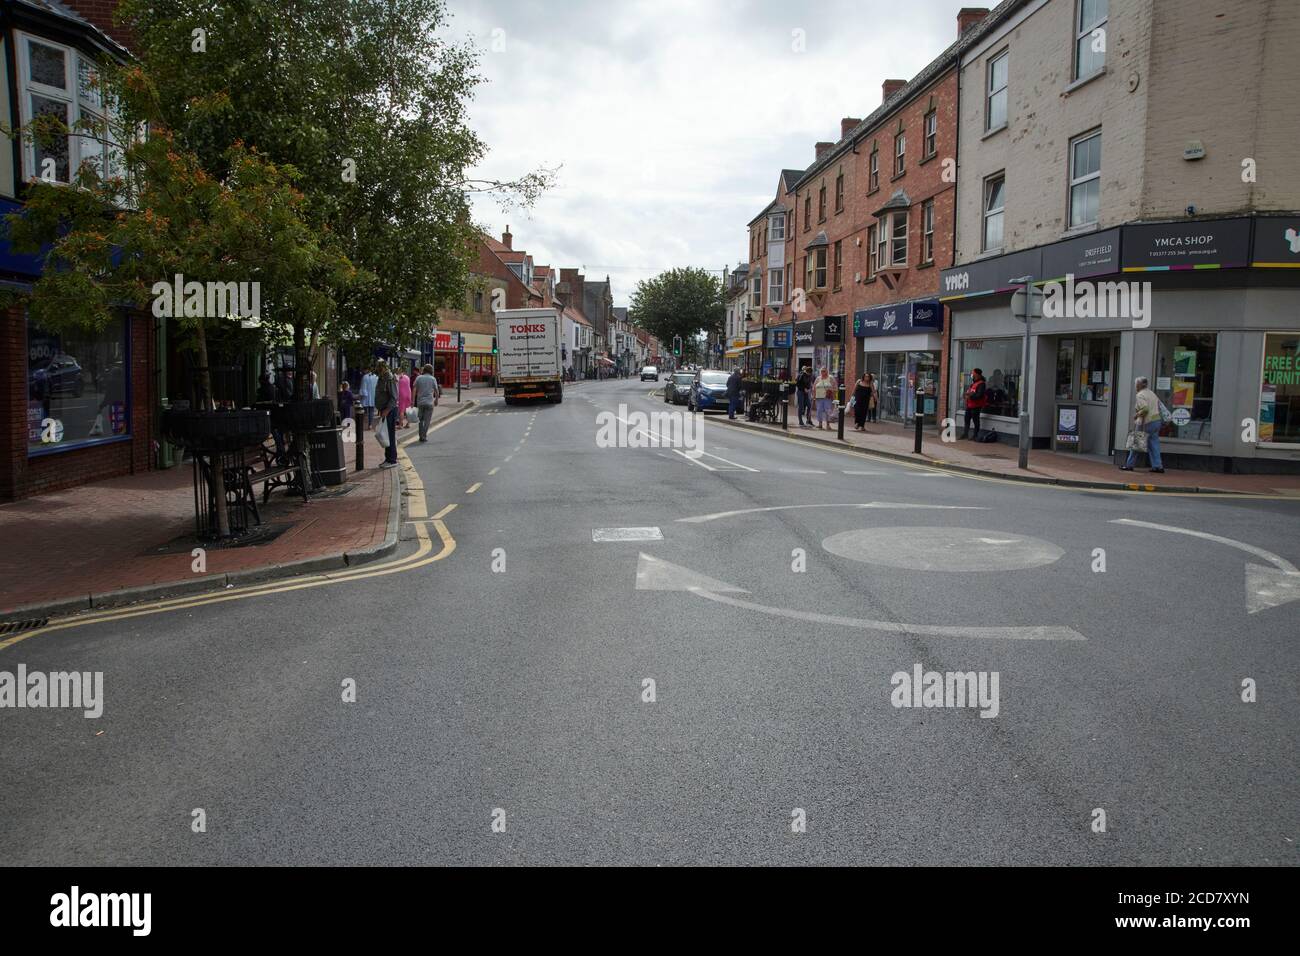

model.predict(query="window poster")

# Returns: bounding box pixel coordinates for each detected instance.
[1173,349,1197,377]
[1172,380,1195,408]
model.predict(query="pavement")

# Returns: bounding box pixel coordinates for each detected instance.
[0,377,1296,865]
[722,406,1300,496]
[0,397,474,618]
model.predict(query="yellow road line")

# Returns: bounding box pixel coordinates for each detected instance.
[0,520,456,650]
[433,503,457,520]
[488,467,500,476]
[466,482,482,494]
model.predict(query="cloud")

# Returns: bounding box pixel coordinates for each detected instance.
[447,0,955,303]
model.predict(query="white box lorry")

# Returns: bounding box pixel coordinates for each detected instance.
[495,308,563,404]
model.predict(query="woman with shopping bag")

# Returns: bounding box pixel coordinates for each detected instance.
[1120,376,1166,473]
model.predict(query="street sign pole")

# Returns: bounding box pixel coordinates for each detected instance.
[457,334,463,403]
[1010,276,1037,470]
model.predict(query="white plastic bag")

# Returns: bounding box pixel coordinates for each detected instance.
[405,406,419,424]
[374,418,390,448]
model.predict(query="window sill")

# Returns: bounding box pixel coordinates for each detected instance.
[919,152,937,166]
[1061,222,1099,238]
[890,171,906,183]
[916,261,934,270]
[981,124,1007,142]
[1063,66,1106,96]
[867,186,880,197]
[864,276,878,284]
[974,247,1005,260]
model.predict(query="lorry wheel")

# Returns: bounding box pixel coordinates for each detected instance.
[550,393,563,404]
[503,396,515,406]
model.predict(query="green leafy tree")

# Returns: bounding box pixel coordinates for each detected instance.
[113,0,553,395]
[628,267,724,360]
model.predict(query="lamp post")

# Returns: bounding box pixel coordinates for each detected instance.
[1009,275,1039,470]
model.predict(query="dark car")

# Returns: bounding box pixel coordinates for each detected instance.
[663,371,693,405]
[29,353,84,399]
[687,369,731,413]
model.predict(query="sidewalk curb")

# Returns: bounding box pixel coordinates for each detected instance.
[0,402,479,622]
[718,417,1252,495]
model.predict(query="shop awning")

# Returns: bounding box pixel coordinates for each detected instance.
[724,343,761,358]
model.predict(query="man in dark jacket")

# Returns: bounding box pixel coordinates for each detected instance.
[795,365,813,427]
[726,367,743,420]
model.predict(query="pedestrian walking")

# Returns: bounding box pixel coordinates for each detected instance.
[414,364,440,442]
[851,372,873,431]
[796,365,813,427]
[337,380,354,424]
[814,367,835,429]
[361,366,378,430]
[275,367,294,401]
[865,373,878,423]
[373,360,399,467]
[726,367,744,420]
[396,368,413,430]
[1120,376,1167,473]
[256,372,275,403]
[960,368,987,440]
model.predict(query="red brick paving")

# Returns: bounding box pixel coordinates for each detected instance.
[725,416,1300,496]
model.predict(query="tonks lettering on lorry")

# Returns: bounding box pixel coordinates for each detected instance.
[510,324,546,333]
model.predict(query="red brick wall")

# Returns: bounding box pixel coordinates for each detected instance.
[781,66,960,418]
[1,307,155,501]
[60,0,132,51]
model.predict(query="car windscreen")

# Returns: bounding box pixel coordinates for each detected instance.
[673,375,693,384]
[699,372,729,385]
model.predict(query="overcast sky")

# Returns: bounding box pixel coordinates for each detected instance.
[446,0,960,306]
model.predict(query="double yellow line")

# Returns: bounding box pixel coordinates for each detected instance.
[0,405,472,651]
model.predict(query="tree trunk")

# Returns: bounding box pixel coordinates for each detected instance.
[193,320,231,538]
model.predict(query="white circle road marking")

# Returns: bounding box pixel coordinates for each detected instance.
[822,527,1064,572]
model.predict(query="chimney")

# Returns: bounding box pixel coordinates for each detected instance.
[882,79,907,103]
[840,117,862,140]
[957,7,990,37]
[815,141,834,161]
[502,225,513,249]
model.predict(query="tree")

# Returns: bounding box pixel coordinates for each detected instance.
[628,267,723,358]
[113,0,553,395]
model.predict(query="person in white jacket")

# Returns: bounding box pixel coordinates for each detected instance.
[1120,376,1165,473]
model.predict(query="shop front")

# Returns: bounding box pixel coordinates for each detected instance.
[853,301,944,426]
[940,216,1300,471]
[765,325,793,379]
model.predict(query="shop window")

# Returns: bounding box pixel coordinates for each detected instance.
[1055,338,1075,400]
[1155,332,1216,440]
[27,311,129,454]
[961,338,1021,418]
[1261,334,1300,444]
[1079,335,1111,402]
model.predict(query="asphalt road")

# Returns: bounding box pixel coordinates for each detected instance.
[2,376,1297,865]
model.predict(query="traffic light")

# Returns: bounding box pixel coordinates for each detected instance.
[491,337,498,355]
[673,335,682,356]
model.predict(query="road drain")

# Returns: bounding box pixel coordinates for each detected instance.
[0,618,49,636]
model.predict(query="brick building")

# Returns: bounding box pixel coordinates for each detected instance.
[0,0,147,500]
[940,0,1300,471]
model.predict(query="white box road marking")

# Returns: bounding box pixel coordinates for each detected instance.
[593,527,664,542]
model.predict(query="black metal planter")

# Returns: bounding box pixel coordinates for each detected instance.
[162,409,271,541]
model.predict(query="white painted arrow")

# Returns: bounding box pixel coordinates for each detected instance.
[1111,518,1300,614]
[635,554,1084,641]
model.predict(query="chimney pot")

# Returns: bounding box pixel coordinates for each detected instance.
[502,225,513,249]
[840,117,863,140]
[815,141,834,160]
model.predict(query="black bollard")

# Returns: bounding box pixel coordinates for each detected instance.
[837,404,845,441]
[782,395,788,431]
[354,409,366,471]
[914,410,924,454]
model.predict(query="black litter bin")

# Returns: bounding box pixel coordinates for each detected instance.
[308,425,347,486]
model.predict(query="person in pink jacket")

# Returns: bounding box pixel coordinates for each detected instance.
[397,368,413,430]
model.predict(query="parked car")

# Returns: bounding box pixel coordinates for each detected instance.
[640,365,659,381]
[663,371,693,405]
[29,353,84,399]
[687,369,731,413]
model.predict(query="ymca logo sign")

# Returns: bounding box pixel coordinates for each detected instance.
[1285,227,1300,254]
